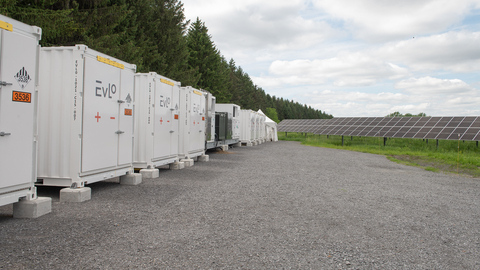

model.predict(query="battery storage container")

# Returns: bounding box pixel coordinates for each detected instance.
[216,103,240,145]
[37,45,136,187]
[133,73,180,169]
[205,92,216,149]
[179,86,206,159]
[0,15,41,206]
[240,109,255,145]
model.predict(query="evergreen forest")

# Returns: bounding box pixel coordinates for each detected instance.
[1,0,333,121]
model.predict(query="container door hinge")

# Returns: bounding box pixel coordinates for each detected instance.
[115,130,125,134]
[0,132,11,136]
[117,100,125,103]
[170,130,174,133]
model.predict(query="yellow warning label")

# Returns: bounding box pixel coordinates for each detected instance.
[160,78,175,86]
[97,55,124,69]
[0,20,13,32]
[193,90,203,96]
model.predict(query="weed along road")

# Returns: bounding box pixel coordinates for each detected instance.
[1,141,479,269]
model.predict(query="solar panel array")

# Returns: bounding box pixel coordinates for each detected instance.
[278,117,480,141]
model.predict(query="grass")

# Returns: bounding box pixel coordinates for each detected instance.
[279,132,480,178]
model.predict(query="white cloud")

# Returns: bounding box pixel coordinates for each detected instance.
[299,76,480,117]
[311,0,480,42]
[182,0,340,59]
[251,52,410,88]
[180,1,480,117]
[395,76,475,94]
[380,31,480,72]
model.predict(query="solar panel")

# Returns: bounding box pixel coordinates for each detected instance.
[278,116,480,142]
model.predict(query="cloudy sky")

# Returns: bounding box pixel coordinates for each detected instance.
[181,0,480,117]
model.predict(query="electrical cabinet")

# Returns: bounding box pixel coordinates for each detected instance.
[215,104,240,140]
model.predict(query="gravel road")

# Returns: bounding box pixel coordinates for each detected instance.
[1,141,479,269]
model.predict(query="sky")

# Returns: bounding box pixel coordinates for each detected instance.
[181,0,480,117]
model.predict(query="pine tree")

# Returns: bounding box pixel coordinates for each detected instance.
[186,17,231,102]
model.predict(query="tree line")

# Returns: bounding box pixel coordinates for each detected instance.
[386,112,428,117]
[1,0,332,122]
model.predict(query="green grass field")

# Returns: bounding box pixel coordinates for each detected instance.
[278,132,480,178]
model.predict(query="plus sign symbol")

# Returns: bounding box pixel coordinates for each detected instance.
[95,112,101,122]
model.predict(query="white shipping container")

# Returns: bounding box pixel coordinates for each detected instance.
[178,86,206,159]
[240,109,254,144]
[215,103,241,140]
[37,45,136,187]
[0,15,41,206]
[133,73,180,169]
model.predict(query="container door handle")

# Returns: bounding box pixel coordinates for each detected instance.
[115,130,125,134]
[170,130,174,133]
[0,132,11,136]
[117,100,125,103]
[0,81,12,87]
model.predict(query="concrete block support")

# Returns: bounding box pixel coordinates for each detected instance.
[220,145,229,151]
[139,168,159,179]
[13,197,52,218]
[180,158,194,167]
[120,173,142,185]
[169,161,185,170]
[233,142,242,147]
[198,155,209,162]
[60,187,91,203]
[193,156,198,162]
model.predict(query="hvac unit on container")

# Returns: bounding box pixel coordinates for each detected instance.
[36,45,137,187]
[215,103,241,146]
[205,92,216,150]
[133,72,180,170]
[178,86,207,159]
[0,14,51,218]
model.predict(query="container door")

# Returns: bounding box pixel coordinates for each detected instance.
[82,57,119,172]
[170,86,180,156]
[117,69,134,166]
[250,114,255,139]
[189,91,201,151]
[153,78,172,159]
[0,28,37,190]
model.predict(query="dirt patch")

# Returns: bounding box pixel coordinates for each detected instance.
[389,155,480,178]
[213,149,236,154]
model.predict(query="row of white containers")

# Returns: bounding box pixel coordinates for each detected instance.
[240,110,267,146]
[38,46,210,187]
[0,15,271,212]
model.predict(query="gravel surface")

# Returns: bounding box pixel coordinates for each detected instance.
[1,141,480,269]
